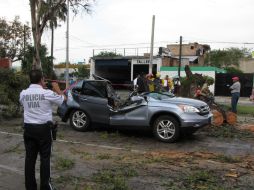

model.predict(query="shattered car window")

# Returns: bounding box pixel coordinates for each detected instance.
[83,81,107,98]
[106,83,118,98]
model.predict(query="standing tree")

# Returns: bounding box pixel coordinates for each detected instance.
[0,17,31,62]
[48,1,67,65]
[22,44,52,76]
[29,0,93,70]
[204,47,251,68]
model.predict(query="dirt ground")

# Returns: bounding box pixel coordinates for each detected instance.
[0,115,254,190]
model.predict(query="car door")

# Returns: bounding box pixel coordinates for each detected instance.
[79,81,110,125]
[110,96,150,127]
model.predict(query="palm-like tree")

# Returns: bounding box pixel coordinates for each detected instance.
[29,0,92,70]
[48,0,67,66]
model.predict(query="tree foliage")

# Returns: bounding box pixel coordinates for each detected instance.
[0,69,29,118]
[22,44,52,77]
[75,64,90,78]
[29,0,93,69]
[224,66,243,74]
[54,62,80,68]
[95,51,123,57]
[205,47,251,68]
[0,16,31,62]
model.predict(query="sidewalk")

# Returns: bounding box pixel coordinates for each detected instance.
[215,96,254,106]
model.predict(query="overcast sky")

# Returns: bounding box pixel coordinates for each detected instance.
[1,0,254,64]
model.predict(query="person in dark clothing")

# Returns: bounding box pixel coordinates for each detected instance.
[137,72,148,93]
[153,72,162,92]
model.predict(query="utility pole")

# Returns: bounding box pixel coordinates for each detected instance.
[178,36,182,77]
[23,25,26,63]
[65,0,70,88]
[149,15,155,74]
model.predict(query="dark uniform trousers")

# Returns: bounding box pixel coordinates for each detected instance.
[23,123,52,190]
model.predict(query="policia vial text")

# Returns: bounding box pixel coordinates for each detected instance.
[21,94,46,108]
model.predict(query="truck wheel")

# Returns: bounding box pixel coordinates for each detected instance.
[153,115,180,143]
[70,110,90,131]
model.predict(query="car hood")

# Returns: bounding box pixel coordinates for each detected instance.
[159,97,207,107]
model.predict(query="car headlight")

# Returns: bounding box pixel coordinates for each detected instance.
[178,105,200,113]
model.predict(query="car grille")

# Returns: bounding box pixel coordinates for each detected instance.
[198,105,210,115]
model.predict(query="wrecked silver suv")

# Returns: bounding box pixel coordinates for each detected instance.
[57,79,212,143]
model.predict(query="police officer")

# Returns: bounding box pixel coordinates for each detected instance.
[19,70,66,190]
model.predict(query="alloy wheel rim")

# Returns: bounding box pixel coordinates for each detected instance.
[157,120,175,140]
[73,111,87,128]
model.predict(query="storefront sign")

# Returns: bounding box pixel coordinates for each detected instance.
[132,58,161,65]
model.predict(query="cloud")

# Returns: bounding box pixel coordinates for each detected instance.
[1,0,254,63]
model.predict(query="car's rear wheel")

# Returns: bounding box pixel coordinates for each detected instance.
[70,110,90,131]
[153,115,180,143]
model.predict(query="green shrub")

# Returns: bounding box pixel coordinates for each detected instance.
[0,69,29,118]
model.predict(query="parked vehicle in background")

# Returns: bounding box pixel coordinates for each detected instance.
[57,78,212,143]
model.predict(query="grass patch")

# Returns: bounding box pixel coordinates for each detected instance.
[12,126,23,133]
[54,175,93,190]
[219,104,254,116]
[99,131,121,140]
[55,157,75,171]
[96,153,112,160]
[56,132,65,140]
[213,154,241,163]
[163,169,226,190]
[3,143,22,154]
[99,132,109,139]
[92,165,138,190]
[237,105,254,116]
[184,170,220,190]
[204,124,254,139]
[69,148,93,160]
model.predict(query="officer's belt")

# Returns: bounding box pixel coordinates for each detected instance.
[24,123,48,128]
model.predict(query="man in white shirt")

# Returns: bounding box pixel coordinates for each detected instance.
[20,70,66,190]
[133,74,140,91]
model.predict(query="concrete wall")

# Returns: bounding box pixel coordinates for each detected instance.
[239,59,254,73]
[166,43,207,66]
[167,43,205,56]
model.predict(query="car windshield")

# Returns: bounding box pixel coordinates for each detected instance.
[146,92,175,100]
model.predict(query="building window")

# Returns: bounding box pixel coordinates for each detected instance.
[190,46,194,50]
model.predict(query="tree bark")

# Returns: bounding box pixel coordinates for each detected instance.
[51,27,54,65]
[30,0,42,70]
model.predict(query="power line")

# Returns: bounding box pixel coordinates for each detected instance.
[54,40,254,52]
[69,35,96,45]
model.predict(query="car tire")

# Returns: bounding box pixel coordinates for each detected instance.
[70,110,90,132]
[153,115,180,143]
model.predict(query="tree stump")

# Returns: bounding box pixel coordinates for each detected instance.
[211,109,224,126]
[225,111,237,125]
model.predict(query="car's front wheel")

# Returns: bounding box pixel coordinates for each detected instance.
[70,110,90,131]
[153,115,180,143]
